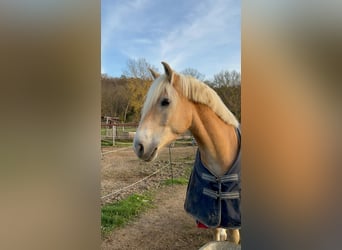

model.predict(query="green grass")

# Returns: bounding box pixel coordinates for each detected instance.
[114,141,133,147]
[101,193,153,235]
[163,177,189,186]
[101,140,113,146]
[101,140,133,147]
[118,127,136,132]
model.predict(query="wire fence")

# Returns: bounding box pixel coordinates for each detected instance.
[100,122,197,204]
[101,163,169,202]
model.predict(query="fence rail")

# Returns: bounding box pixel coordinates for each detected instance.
[101,123,194,146]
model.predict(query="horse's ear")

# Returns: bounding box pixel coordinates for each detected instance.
[161,61,173,83]
[149,68,160,80]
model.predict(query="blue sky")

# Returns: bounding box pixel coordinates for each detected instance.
[101,0,240,80]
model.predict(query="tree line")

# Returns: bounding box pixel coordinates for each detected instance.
[102,58,240,123]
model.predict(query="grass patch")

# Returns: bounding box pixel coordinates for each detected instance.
[163,177,189,186]
[101,140,133,147]
[101,193,153,235]
[101,140,113,147]
[114,141,133,147]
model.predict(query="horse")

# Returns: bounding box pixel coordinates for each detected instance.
[133,62,241,244]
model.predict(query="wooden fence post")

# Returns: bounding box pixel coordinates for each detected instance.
[112,125,116,146]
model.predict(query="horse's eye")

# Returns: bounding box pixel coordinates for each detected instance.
[161,98,170,107]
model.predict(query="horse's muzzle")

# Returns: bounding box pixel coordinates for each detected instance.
[133,140,158,162]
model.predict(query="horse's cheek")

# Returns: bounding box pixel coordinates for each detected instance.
[171,112,190,134]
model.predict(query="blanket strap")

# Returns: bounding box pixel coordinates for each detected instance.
[201,173,239,200]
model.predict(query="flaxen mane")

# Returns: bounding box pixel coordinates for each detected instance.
[141,72,239,127]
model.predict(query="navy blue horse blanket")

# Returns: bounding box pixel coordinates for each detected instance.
[184,127,241,229]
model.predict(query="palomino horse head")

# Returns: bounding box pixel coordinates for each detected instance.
[133,61,239,162]
[133,62,192,161]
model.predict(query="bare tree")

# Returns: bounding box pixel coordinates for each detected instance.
[230,70,241,86]
[181,67,205,81]
[123,58,159,80]
[101,76,130,121]
[213,70,240,87]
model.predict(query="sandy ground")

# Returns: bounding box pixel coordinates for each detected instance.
[101,146,216,249]
[101,184,213,250]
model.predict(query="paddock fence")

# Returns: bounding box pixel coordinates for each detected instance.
[101,122,195,146]
[101,122,138,143]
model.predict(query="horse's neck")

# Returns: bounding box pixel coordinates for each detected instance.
[190,103,238,177]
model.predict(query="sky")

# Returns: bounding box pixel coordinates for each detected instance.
[101,0,240,80]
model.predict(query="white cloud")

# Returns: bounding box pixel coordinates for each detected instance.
[101,0,150,56]
[101,0,240,77]
[156,0,240,73]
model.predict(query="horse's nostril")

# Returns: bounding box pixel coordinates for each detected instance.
[138,143,144,155]
[134,140,145,158]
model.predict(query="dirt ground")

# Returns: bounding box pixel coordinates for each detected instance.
[101,145,215,250]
